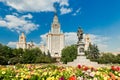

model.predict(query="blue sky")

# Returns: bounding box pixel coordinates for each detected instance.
[0,0,120,52]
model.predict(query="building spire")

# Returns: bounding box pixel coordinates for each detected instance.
[53,4,59,23]
[54,3,57,16]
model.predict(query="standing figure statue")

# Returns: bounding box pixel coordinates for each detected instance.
[77,27,83,42]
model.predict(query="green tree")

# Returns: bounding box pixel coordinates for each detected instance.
[47,50,51,58]
[97,53,116,64]
[0,56,7,65]
[22,49,38,63]
[61,45,77,64]
[12,48,23,57]
[0,43,56,65]
[85,43,100,60]
[0,45,13,63]
[116,54,120,64]
[30,48,42,56]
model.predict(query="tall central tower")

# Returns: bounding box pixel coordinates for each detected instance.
[46,13,64,59]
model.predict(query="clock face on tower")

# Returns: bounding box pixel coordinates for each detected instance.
[21,36,23,39]
[52,23,60,34]
[53,24,59,29]
[20,36,25,42]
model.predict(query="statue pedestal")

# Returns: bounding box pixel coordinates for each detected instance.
[67,41,100,68]
[77,41,85,56]
[67,56,100,67]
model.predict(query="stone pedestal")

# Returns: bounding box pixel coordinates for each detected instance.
[77,41,85,56]
[67,56,100,67]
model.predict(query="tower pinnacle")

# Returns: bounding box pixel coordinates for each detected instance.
[53,3,57,15]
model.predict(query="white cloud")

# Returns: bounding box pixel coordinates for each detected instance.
[90,34,109,44]
[0,0,70,13]
[72,8,81,16]
[90,34,110,52]
[59,0,69,6]
[64,32,77,46]
[116,48,120,52]
[64,32,110,51]
[64,32,109,51]
[60,7,72,15]
[40,33,47,45]
[0,20,7,27]
[0,14,39,33]
[22,14,33,19]
[7,41,17,48]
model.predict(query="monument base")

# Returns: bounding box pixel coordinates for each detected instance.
[67,55,103,68]
[77,41,85,56]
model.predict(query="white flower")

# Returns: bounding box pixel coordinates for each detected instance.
[90,72,95,77]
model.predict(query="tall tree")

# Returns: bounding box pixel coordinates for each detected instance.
[86,43,100,60]
[47,50,51,58]
[61,45,77,64]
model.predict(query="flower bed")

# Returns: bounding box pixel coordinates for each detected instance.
[0,64,120,80]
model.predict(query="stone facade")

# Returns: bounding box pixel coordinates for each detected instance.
[16,32,27,49]
[16,33,35,49]
[84,34,91,51]
[39,44,47,53]
[46,14,64,58]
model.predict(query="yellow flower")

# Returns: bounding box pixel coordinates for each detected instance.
[46,76,56,80]
[103,77,108,80]
[2,71,6,74]
[1,68,7,70]
[20,78,24,80]
[25,75,31,79]
[118,73,120,76]
[42,78,45,80]
[96,71,100,75]
[56,75,60,79]
[42,72,47,76]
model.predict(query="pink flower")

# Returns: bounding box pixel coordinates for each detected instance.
[59,76,65,80]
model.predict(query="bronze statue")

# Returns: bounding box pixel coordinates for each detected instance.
[77,27,83,42]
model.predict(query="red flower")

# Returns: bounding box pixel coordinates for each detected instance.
[116,66,120,71]
[111,66,120,72]
[83,66,89,71]
[111,66,116,71]
[91,67,96,71]
[77,64,81,69]
[69,75,76,80]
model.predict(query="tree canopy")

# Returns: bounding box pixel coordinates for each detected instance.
[61,45,77,64]
[0,43,55,65]
[85,43,100,60]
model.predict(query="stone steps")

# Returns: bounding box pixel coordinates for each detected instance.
[67,56,104,68]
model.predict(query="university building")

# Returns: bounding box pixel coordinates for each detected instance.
[46,13,65,58]
[16,13,91,60]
